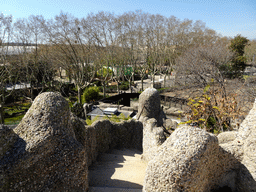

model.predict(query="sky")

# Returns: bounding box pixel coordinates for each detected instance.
[1,0,255,40]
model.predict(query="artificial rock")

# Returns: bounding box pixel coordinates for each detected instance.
[143,126,244,192]
[1,92,88,191]
[138,88,165,126]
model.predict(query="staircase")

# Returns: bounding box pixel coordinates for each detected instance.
[88,149,147,192]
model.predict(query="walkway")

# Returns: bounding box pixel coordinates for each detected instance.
[88,149,147,192]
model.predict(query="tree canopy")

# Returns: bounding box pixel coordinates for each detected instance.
[229,34,249,73]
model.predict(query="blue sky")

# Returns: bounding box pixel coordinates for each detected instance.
[1,0,255,39]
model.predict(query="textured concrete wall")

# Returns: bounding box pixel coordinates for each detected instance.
[2,90,255,191]
[143,98,256,192]
[1,92,88,192]
[0,92,143,191]
[84,119,143,166]
[142,118,166,161]
[143,126,242,192]
[138,88,165,126]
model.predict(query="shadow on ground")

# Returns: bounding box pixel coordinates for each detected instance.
[88,148,145,189]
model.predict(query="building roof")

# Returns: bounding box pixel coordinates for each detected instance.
[87,107,135,118]
[103,108,118,115]
[87,107,105,116]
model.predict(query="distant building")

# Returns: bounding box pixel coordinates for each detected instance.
[1,45,36,55]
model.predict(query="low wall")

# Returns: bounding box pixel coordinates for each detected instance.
[142,118,166,161]
[71,115,143,166]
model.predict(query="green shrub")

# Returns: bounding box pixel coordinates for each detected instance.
[180,84,240,133]
[82,86,100,103]
[86,116,100,125]
[103,113,131,122]
[117,113,131,121]
[99,81,130,93]
[96,67,113,78]
[71,102,84,118]
[119,81,129,90]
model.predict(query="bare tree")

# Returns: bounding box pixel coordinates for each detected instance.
[88,11,118,96]
[13,17,39,101]
[7,10,227,101]
[0,13,15,124]
[42,12,98,103]
[175,41,234,96]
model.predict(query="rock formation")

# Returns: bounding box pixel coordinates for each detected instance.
[1,92,88,191]
[0,92,143,191]
[137,88,165,126]
[1,88,256,191]
[85,119,143,166]
[138,88,167,161]
[0,125,18,160]
[143,126,243,191]
[143,98,256,191]
[163,118,178,130]
[142,118,166,161]
[218,98,256,191]
[217,131,237,144]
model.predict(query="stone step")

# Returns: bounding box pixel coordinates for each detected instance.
[94,153,142,164]
[89,149,147,189]
[105,148,142,156]
[89,187,142,192]
[89,160,145,170]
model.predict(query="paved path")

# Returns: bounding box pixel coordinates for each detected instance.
[89,149,147,192]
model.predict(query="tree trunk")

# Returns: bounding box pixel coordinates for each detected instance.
[0,103,4,125]
[164,74,167,88]
[152,73,155,88]
[30,83,34,100]
[59,68,62,79]
[141,77,144,91]
[68,71,72,83]
[103,81,106,98]
[129,78,132,93]
[37,81,40,94]
[77,85,82,103]
[117,82,120,94]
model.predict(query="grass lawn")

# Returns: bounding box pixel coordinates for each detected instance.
[4,102,31,125]
[4,114,25,125]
